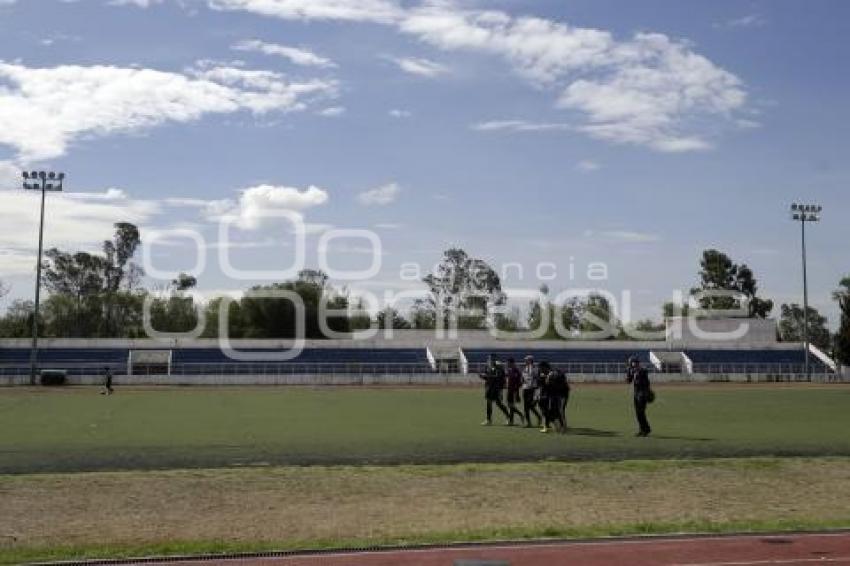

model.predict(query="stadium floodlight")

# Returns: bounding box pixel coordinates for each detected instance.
[789,202,822,379]
[21,170,65,385]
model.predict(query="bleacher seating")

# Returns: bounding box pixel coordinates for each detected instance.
[170,348,430,375]
[686,348,828,374]
[0,345,833,377]
[0,347,431,376]
[0,348,129,376]
[463,348,650,374]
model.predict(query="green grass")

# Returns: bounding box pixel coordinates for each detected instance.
[1,385,849,473]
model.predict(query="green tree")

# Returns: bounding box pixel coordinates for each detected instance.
[147,273,200,334]
[578,293,621,338]
[833,276,850,366]
[410,299,437,330]
[691,249,773,318]
[527,286,580,339]
[233,270,365,338]
[662,301,690,318]
[0,300,34,338]
[422,248,504,329]
[779,303,831,351]
[40,222,145,337]
[376,307,411,330]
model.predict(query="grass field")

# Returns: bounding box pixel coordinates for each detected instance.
[2,457,850,564]
[1,384,849,473]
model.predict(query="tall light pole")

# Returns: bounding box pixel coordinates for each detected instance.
[22,170,64,385]
[790,203,821,379]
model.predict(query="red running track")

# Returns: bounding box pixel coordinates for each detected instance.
[157,532,850,566]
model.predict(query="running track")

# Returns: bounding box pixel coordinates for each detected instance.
[149,532,850,566]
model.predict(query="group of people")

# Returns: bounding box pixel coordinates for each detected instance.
[478,355,653,436]
[478,355,571,433]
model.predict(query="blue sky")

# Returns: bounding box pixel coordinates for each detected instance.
[0,0,847,326]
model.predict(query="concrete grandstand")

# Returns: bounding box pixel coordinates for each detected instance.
[0,319,840,385]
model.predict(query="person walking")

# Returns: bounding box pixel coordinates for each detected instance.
[520,355,542,428]
[537,361,560,433]
[100,366,114,396]
[551,366,570,432]
[626,357,652,436]
[504,358,525,426]
[479,356,510,425]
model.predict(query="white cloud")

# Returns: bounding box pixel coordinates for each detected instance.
[0,250,34,277]
[202,184,329,230]
[716,14,767,29]
[318,106,346,117]
[0,187,161,274]
[472,120,571,132]
[201,2,748,151]
[583,229,660,244]
[0,160,18,188]
[388,109,412,118]
[0,61,336,161]
[108,0,164,6]
[233,39,337,68]
[358,182,400,206]
[208,0,403,23]
[388,56,448,77]
[400,6,746,151]
[576,160,600,172]
[0,0,17,5]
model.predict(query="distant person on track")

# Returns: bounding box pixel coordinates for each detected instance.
[479,356,510,426]
[504,357,525,426]
[521,355,542,428]
[100,366,114,396]
[626,357,652,436]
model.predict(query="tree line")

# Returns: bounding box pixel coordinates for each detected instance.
[0,224,848,365]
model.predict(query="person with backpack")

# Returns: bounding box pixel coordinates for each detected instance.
[626,356,653,436]
[504,358,525,426]
[520,355,542,428]
[478,356,510,426]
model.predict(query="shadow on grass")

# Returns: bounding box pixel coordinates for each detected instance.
[565,427,620,438]
[649,434,714,442]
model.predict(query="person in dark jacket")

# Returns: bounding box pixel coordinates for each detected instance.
[539,363,566,433]
[520,355,542,428]
[538,361,563,433]
[626,357,652,436]
[504,358,525,426]
[551,367,570,432]
[100,366,114,396]
[479,356,510,425]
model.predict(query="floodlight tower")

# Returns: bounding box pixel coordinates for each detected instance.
[22,171,65,385]
[789,203,822,379]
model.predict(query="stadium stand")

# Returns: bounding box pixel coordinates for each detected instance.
[463,348,650,374]
[685,348,829,374]
[0,323,839,383]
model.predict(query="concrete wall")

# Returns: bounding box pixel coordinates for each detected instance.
[666,317,778,346]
